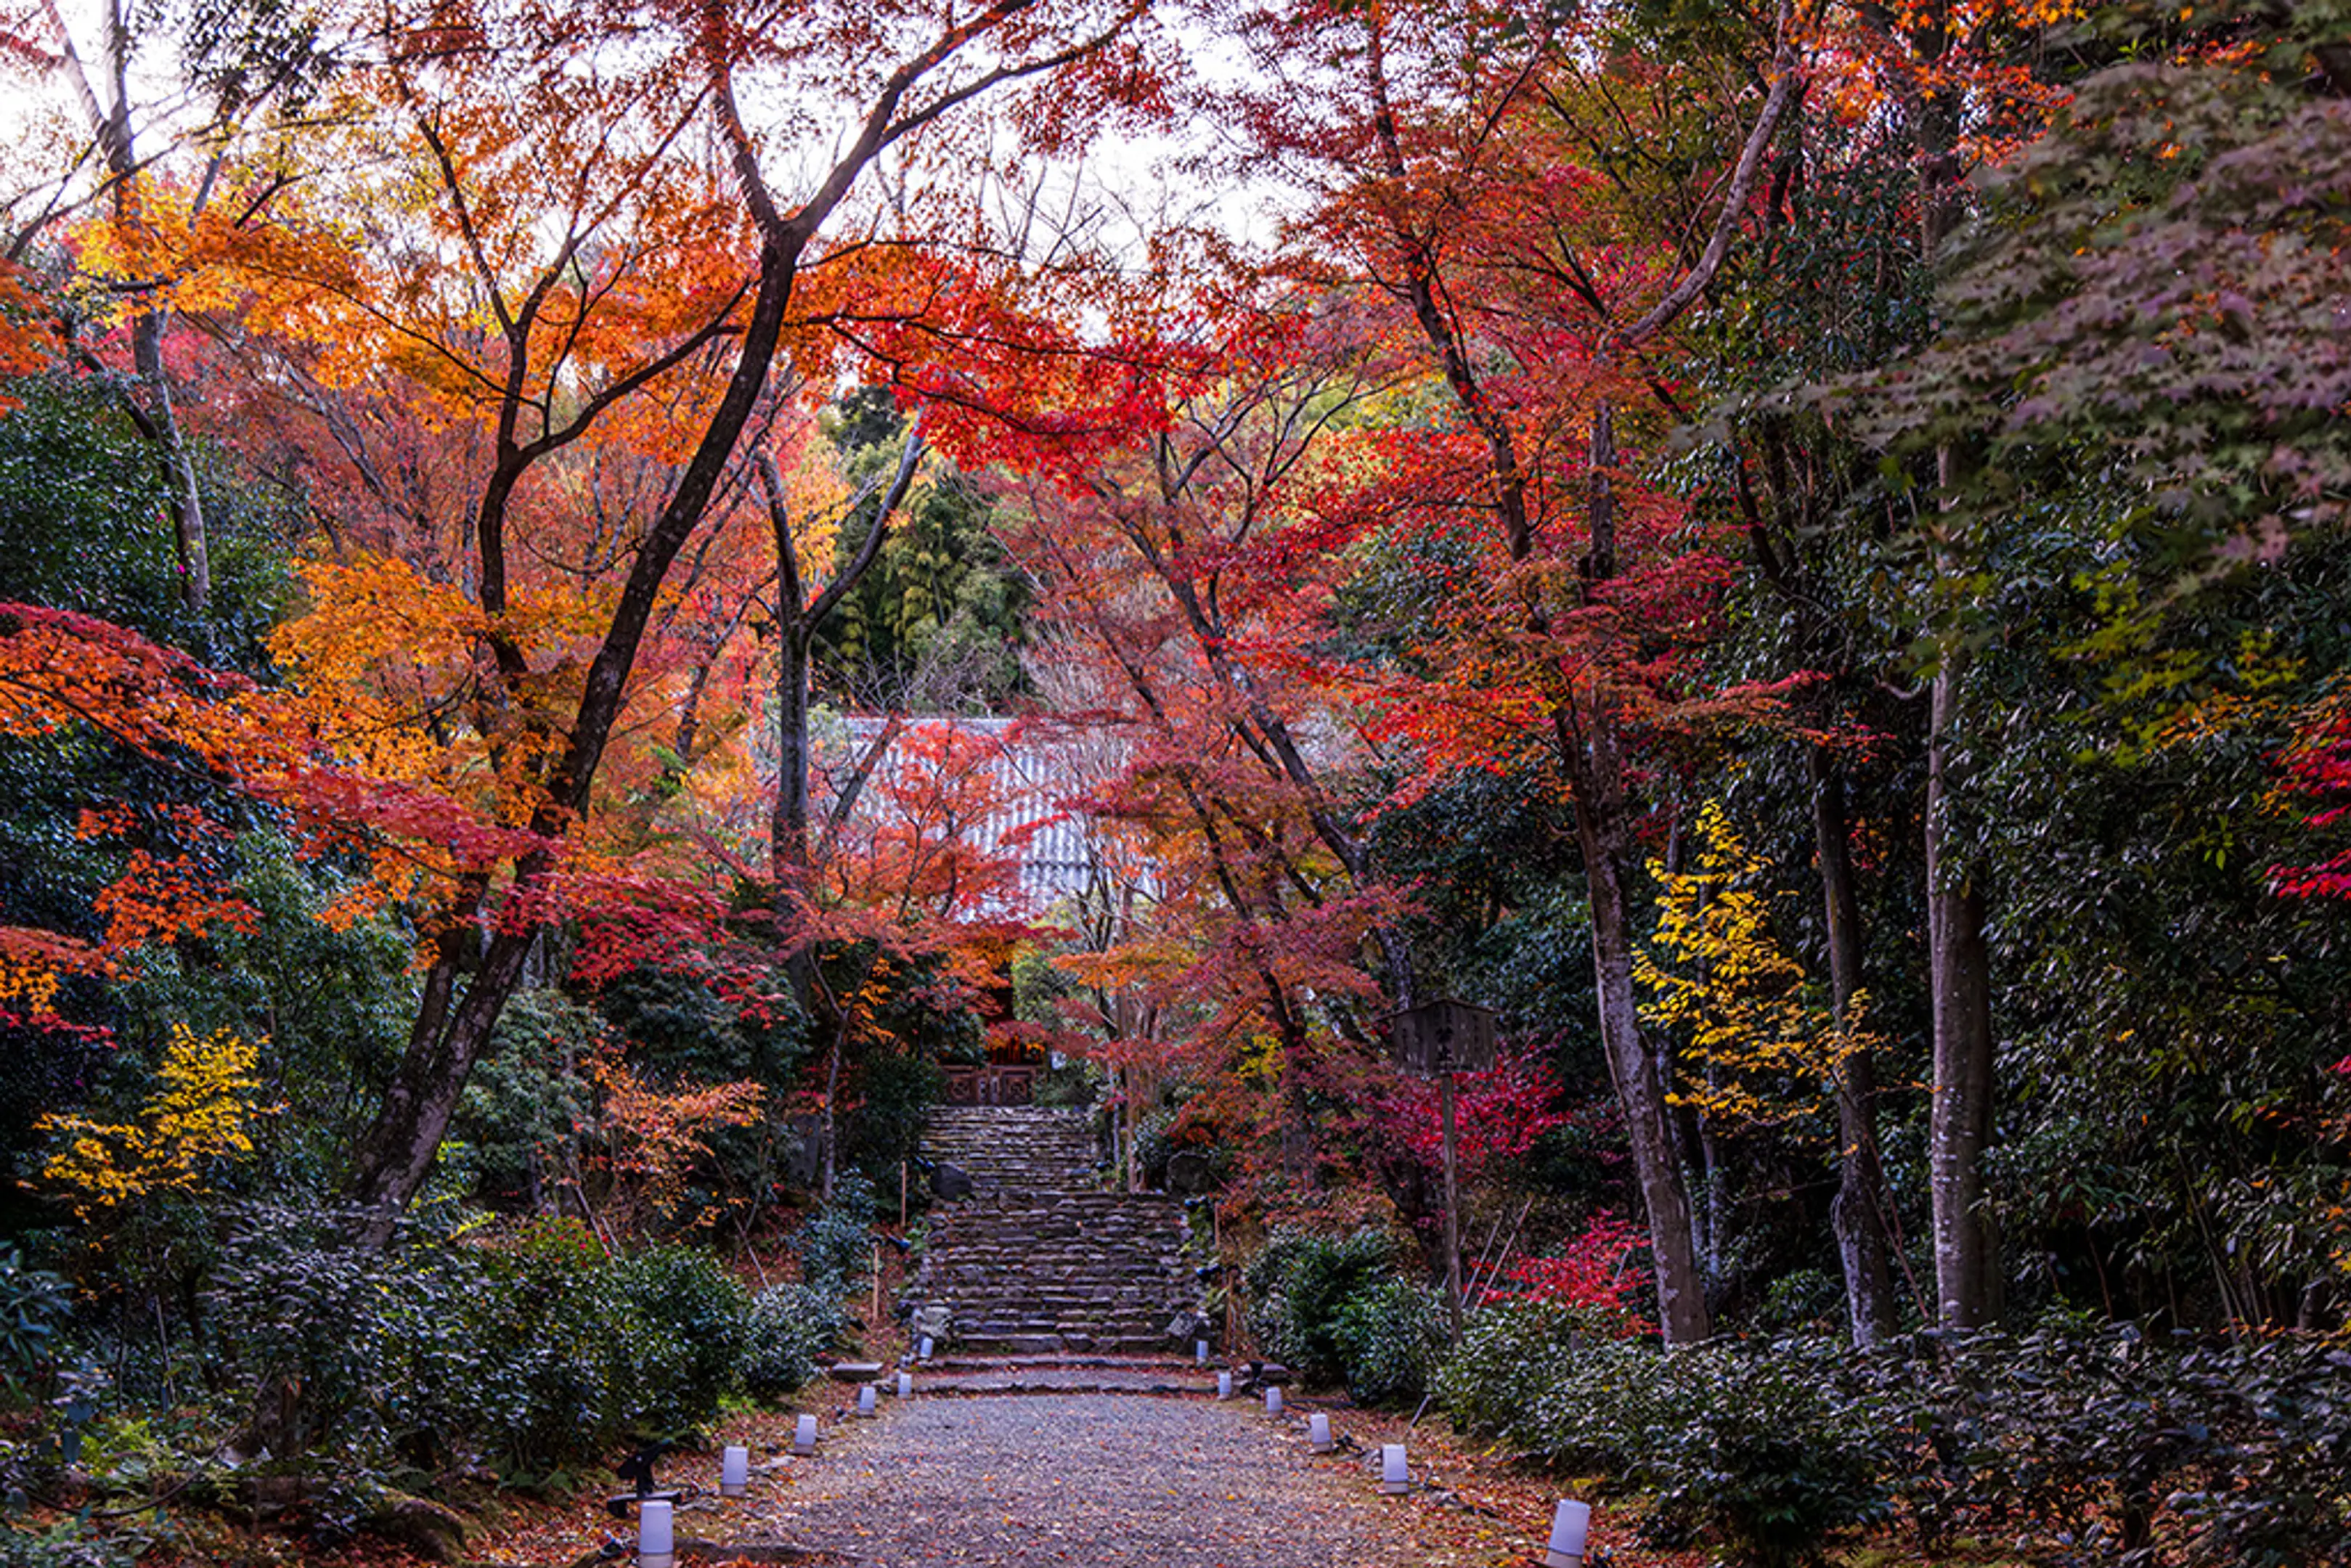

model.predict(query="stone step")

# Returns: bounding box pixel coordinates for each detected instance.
[911,1103,1199,1360]
[953,1331,1179,1355]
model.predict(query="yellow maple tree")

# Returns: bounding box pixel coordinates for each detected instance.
[1636,801,1881,1128]
[36,1024,267,1220]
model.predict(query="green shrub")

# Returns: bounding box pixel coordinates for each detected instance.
[1439,1325,1886,1567]
[600,1246,751,1436]
[1245,1228,1405,1387]
[208,1204,454,1461]
[1441,1320,2351,1568]
[792,1175,876,1296]
[2168,1334,2351,1567]
[208,1206,757,1474]
[0,1246,71,1402]
[0,1518,142,1568]
[1436,1298,1592,1434]
[1330,1275,1445,1405]
[743,1282,849,1397]
[1855,1326,2351,1567]
[1478,1334,1682,1474]
[1630,1342,1891,1568]
[460,1218,613,1473]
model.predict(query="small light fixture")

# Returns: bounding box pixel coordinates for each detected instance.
[1380,1443,1409,1495]
[1195,1339,1209,1365]
[1546,1498,1592,1567]
[857,1384,878,1416]
[1264,1386,1283,1416]
[638,1498,675,1568]
[1216,1371,1233,1400]
[1308,1413,1334,1452]
[794,1413,818,1455]
[918,1336,934,1361]
[896,1371,913,1399]
[719,1445,749,1498]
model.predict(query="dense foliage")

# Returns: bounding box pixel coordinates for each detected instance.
[1,0,2347,1561]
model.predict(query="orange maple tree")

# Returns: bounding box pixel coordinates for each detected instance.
[204,0,1154,1233]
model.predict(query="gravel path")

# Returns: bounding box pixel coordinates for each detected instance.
[733,1392,1429,1568]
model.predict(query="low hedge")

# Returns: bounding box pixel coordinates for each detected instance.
[208,1205,844,1479]
[1438,1312,2351,1568]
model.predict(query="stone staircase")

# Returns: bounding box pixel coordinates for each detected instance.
[912,1106,1197,1357]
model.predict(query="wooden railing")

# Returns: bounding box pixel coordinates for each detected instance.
[943,1065,1039,1106]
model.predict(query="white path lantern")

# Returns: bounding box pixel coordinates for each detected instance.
[719,1444,749,1498]
[857,1384,878,1416]
[1215,1371,1233,1399]
[896,1371,913,1399]
[1546,1498,1592,1566]
[794,1413,818,1455]
[1264,1386,1283,1416]
[1308,1413,1333,1452]
[637,1498,674,1568]
[1380,1443,1409,1495]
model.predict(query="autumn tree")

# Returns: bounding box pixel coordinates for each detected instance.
[1199,0,1823,1340]
[174,0,1154,1238]
[763,408,929,889]
[4,0,342,618]
[1827,4,2351,1328]
[947,298,1419,1195]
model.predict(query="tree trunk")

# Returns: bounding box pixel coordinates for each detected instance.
[762,425,921,1024]
[350,913,541,1245]
[1569,402,1711,1343]
[54,0,213,616]
[131,314,211,614]
[1810,746,1897,1342]
[1926,656,1997,1328]
[820,1019,845,1204]
[771,629,817,885]
[1909,11,1996,1330]
[1572,740,1711,1343]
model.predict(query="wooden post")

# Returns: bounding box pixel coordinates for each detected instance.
[1216,1204,1236,1353]
[1441,1071,1464,1342]
[871,1242,882,1323]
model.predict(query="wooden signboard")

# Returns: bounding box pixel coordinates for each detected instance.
[1385,997,1497,1077]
